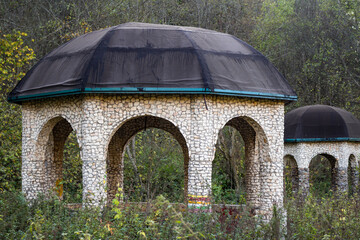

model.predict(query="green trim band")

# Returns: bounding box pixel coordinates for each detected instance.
[285,137,360,143]
[8,87,297,103]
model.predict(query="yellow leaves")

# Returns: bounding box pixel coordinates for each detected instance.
[138,230,147,239]
[55,178,64,198]
[0,31,35,93]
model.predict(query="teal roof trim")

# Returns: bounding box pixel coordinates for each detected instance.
[285,137,360,143]
[8,87,297,103]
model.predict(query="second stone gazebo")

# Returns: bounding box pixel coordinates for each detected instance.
[284,105,360,196]
[8,22,297,218]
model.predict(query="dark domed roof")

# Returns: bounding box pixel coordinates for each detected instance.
[8,22,297,103]
[285,105,360,142]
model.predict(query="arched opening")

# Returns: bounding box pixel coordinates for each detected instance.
[283,155,299,199]
[106,115,189,203]
[123,129,184,202]
[348,154,358,195]
[35,117,81,202]
[309,154,336,197]
[212,116,271,210]
[212,126,246,204]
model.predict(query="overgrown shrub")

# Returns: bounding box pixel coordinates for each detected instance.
[3,191,360,239]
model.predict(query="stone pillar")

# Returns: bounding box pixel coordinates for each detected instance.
[290,167,299,194]
[332,167,348,193]
[21,108,63,201]
[259,142,283,220]
[187,151,212,212]
[43,131,55,195]
[245,136,260,211]
[353,170,359,193]
[187,96,215,212]
[106,132,123,203]
[298,168,309,199]
[81,98,107,206]
[348,157,358,194]
[226,118,261,212]
[351,168,359,193]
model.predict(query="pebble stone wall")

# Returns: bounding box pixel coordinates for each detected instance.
[284,142,360,196]
[21,94,285,219]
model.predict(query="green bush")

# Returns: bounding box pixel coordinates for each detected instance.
[3,190,360,239]
[0,191,279,239]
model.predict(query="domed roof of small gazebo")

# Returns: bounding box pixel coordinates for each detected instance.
[285,105,360,142]
[8,22,297,103]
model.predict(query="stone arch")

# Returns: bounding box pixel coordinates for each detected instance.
[212,125,246,203]
[34,113,78,143]
[283,154,299,196]
[309,153,343,195]
[31,115,79,200]
[214,115,276,214]
[106,115,189,202]
[309,152,338,167]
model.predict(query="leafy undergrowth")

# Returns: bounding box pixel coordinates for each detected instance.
[1,191,360,239]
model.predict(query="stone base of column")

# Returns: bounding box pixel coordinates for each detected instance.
[298,167,309,200]
[187,194,212,213]
[332,167,348,193]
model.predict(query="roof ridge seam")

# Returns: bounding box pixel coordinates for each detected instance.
[81,26,118,91]
[181,30,213,91]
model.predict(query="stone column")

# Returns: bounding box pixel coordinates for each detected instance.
[81,98,107,206]
[297,168,309,199]
[21,106,60,201]
[258,140,284,220]
[244,135,260,212]
[187,96,215,212]
[187,156,212,212]
[106,132,123,203]
[351,169,359,193]
[348,157,358,194]
[332,167,348,193]
[290,167,299,194]
[229,119,261,212]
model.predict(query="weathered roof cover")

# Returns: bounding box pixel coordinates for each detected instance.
[8,22,297,103]
[285,105,360,142]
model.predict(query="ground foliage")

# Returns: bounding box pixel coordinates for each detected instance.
[2,191,360,239]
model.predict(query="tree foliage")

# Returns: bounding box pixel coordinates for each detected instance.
[253,0,360,116]
[123,128,184,203]
[0,31,35,192]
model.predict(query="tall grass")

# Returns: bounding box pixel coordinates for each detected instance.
[1,191,360,239]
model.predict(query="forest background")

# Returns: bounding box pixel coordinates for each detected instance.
[0,0,359,203]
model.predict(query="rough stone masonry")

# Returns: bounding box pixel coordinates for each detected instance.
[21,94,285,219]
[285,142,360,197]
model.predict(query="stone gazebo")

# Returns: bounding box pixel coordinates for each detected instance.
[284,105,360,195]
[8,22,297,217]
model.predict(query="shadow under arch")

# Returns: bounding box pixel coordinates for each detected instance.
[214,115,272,211]
[283,154,299,197]
[309,153,337,196]
[106,115,189,203]
[35,116,80,199]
